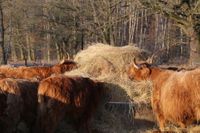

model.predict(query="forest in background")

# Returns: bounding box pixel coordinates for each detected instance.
[0,0,199,65]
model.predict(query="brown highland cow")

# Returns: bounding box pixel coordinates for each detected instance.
[0,78,39,133]
[127,58,200,131]
[35,75,105,133]
[0,60,77,80]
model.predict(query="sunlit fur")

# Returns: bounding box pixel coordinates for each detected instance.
[0,60,77,80]
[127,61,200,131]
[127,63,151,81]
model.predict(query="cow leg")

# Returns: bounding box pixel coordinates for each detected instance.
[76,118,91,133]
[156,113,165,131]
[77,123,91,133]
[4,95,22,133]
[151,91,166,131]
[177,121,186,128]
[83,120,91,133]
[35,100,66,133]
[152,100,165,131]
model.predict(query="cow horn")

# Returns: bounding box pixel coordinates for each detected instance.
[63,52,70,60]
[133,58,139,69]
[60,59,65,64]
[146,54,154,64]
[60,53,70,64]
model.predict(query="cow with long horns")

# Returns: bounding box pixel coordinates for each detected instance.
[127,58,200,131]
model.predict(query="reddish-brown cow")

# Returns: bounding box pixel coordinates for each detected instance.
[127,59,200,131]
[0,78,39,133]
[0,60,77,80]
[35,75,105,133]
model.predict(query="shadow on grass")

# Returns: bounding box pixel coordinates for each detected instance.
[133,118,156,131]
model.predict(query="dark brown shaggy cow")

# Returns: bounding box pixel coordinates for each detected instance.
[127,59,200,131]
[0,78,39,133]
[0,60,77,80]
[35,75,105,133]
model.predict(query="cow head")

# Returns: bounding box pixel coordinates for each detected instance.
[53,60,78,73]
[60,60,78,72]
[127,58,151,81]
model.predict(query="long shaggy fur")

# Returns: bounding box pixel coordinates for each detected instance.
[0,60,77,80]
[0,78,39,133]
[127,61,200,130]
[35,75,104,133]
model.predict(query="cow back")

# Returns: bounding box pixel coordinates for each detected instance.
[36,75,103,133]
[0,78,39,132]
[153,68,200,128]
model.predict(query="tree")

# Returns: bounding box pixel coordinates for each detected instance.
[139,0,200,65]
[0,0,6,64]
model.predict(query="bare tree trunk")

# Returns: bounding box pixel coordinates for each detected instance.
[55,42,61,60]
[31,47,36,61]
[19,46,24,60]
[23,48,28,66]
[11,45,17,61]
[19,44,28,66]
[26,33,32,61]
[189,33,200,66]
[143,9,147,47]
[44,0,51,62]
[132,6,136,44]
[128,2,133,44]
[162,17,167,48]
[108,1,114,45]
[0,4,7,64]
[154,14,159,51]
[8,15,16,62]
[180,29,184,59]
[139,10,144,47]
[166,19,170,55]
[89,0,107,43]
[135,11,139,46]
[46,30,51,62]
[81,29,84,50]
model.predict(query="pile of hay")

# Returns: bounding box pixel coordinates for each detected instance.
[66,43,151,102]
[74,43,148,78]
[64,43,153,133]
